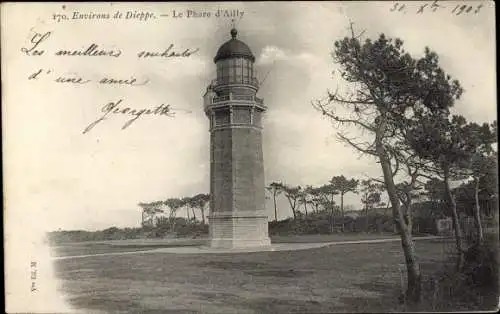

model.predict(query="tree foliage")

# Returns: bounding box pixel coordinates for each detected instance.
[282,184,302,220]
[190,193,210,224]
[267,181,284,221]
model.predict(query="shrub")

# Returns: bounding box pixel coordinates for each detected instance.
[423,234,499,311]
[463,236,499,291]
[175,222,208,237]
[353,214,393,232]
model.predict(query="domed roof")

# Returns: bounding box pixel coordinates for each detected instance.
[214,28,255,63]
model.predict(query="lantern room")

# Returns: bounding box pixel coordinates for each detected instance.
[212,28,258,95]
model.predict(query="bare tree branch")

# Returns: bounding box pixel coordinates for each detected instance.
[327,90,375,105]
[348,20,366,40]
[337,133,378,156]
[315,102,376,132]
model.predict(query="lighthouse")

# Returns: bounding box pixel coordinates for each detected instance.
[203,28,271,248]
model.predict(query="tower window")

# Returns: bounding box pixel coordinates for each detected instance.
[232,107,251,124]
[235,63,242,80]
[221,59,230,82]
[243,59,252,83]
[214,109,230,126]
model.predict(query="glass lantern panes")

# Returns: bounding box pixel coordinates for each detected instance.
[216,58,255,85]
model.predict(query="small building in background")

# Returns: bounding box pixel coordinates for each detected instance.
[436,217,453,236]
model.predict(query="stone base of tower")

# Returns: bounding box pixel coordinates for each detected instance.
[208,211,271,249]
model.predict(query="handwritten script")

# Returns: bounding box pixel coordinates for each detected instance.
[21,27,199,133]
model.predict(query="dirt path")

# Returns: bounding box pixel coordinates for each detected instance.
[53,235,444,260]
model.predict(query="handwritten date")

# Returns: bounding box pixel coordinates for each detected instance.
[390,1,484,15]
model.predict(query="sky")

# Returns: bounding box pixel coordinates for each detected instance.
[3,1,496,232]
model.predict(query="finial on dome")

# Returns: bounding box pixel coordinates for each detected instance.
[230,28,237,39]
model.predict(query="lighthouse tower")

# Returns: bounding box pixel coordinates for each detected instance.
[203,28,271,249]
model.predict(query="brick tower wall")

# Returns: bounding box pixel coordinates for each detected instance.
[210,128,232,214]
[231,127,265,213]
[210,126,265,214]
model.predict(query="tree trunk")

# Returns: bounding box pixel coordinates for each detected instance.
[340,192,345,232]
[473,178,484,244]
[201,206,206,225]
[330,207,335,233]
[304,199,308,218]
[403,198,413,236]
[330,207,333,233]
[330,194,335,232]
[401,223,420,303]
[377,141,421,303]
[444,166,465,271]
[170,210,177,232]
[495,196,499,233]
[407,206,413,235]
[186,206,190,221]
[365,201,369,232]
[287,198,297,220]
[192,207,197,221]
[273,193,278,221]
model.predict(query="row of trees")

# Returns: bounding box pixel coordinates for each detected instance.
[266,177,386,232]
[312,24,497,302]
[138,193,210,228]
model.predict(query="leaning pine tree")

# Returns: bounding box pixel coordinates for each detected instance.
[312,25,463,303]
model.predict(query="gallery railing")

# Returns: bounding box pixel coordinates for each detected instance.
[210,93,263,106]
[211,77,259,89]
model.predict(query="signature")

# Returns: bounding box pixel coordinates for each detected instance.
[83,99,190,134]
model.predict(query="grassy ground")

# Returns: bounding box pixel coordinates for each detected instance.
[51,233,428,257]
[52,240,204,257]
[52,235,483,314]
[270,232,431,243]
